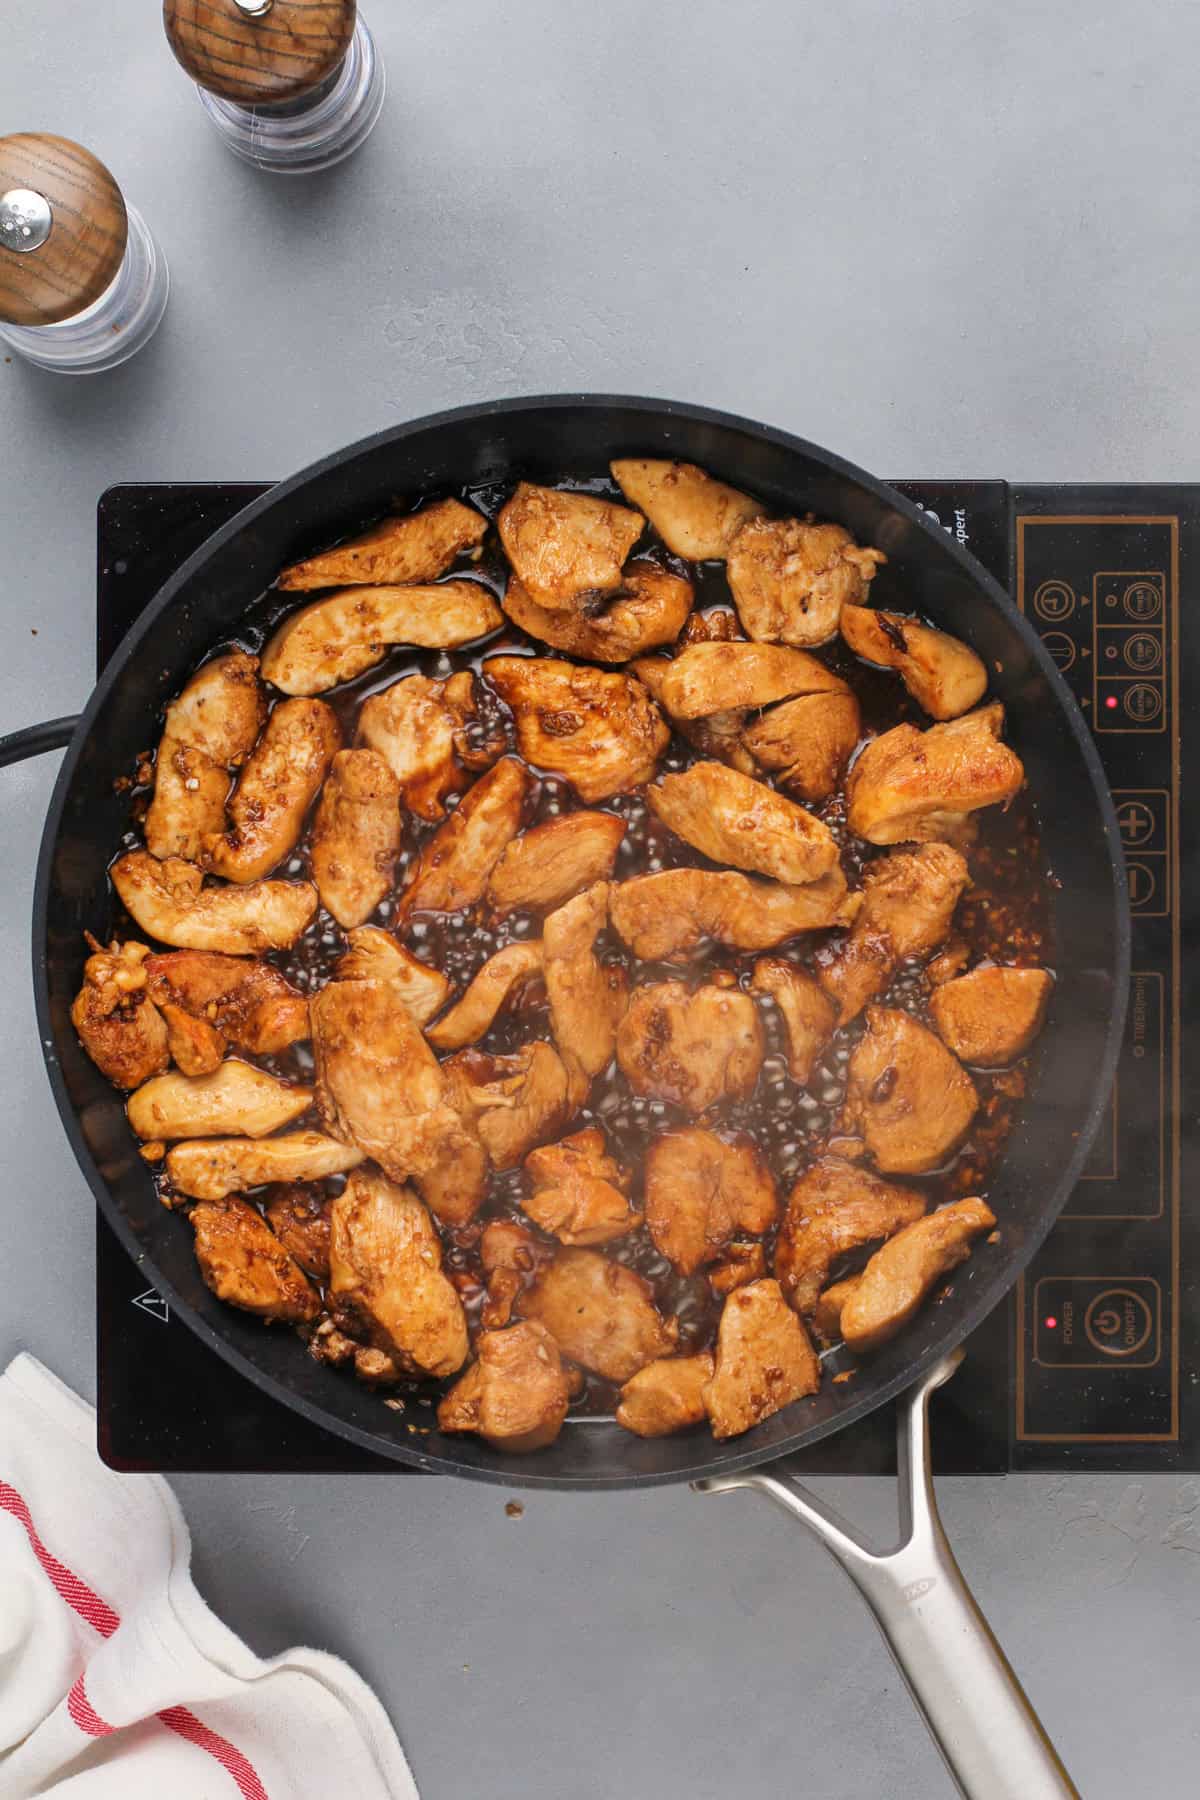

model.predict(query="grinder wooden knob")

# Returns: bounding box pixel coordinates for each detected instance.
[163,0,358,106]
[0,134,128,329]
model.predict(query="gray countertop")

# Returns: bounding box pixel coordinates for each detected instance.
[3,5,1198,1795]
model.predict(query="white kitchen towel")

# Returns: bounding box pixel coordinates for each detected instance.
[0,1351,418,1800]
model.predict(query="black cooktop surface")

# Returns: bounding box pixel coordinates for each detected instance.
[95,479,1200,1475]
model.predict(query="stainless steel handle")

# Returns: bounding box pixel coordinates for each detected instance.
[695,1350,1078,1800]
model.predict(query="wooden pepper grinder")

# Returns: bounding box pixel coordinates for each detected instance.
[163,0,385,174]
[0,134,169,373]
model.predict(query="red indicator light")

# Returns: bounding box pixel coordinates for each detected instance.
[1105,697,1118,709]
[1045,1315,1058,1329]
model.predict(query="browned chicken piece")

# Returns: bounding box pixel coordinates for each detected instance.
[203,698,341,883]
[633,655,758,776]
[311,975,487,1223]
[810,1274,864,1346]
[160,1001,225,1076]
[309,748,402,928]
[277,498,487,592]
[263,1184,332,1281]
[610,459,764,559]
[840,1198,997,1353]
[487,811,627,914]
[442,1041,575,1170]
[648,761,838,886]
[644,1128,777,1274]
[926,937,970,987]
[356,671,502,822]
[644,641,846,719]
[497,482,643,610]
[166,1130,364,1201]
[396,756,530,918]
[616,982,764,1115]
[929,966,1054,1067]
[484,657,669,803]
[523,1128,640,1245]
[616,1352,715,1438]
[841,605,987,721]
[190,1196,319,1324]
[741,689,861,802]
[543,883,627,1081]
[773,1156,927,1314]
[749,959,836,1081]
[727,516,885,646]
[328,1169,468,1378]
[438,1321,571,1453]
[334,927,452,1024]
[609,866,860,962]
[114,853,315,958]
[708,1241,768,1295]
[679,607,743,645]
[425,942,544,1052]
[145,950,310,1055]
[479,1217,544,1328]
[702,1278,821,1439]
[261,582,502,695]
[71,939,169,1089]
[818,842,970,1026]
[502,562,693,663]
[846,704,1025,845]
[842,1006,979,1175]
[127,1060,313,1141]
[144,654,266,862]
[517,1247,678,1382]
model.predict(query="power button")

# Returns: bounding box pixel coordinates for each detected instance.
[1033,1276,1161,1368]
[1084,1288,1155,1357]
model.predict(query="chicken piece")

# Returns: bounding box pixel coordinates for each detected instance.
[727,516,885,646]
[202,698,341,883]
[144,950,309,1055]
[127,1060,313,1141]
[741,690,862,802]
[190,1196,319,1324]
[708,1242,768,1295]
[261,581,502,696]
[616,982,764,1115]
[334,927,452,1025]
[616,1352,715,1438]
[442,1041,575,1171]
[160,1001,226,1076]
[643,641,846,719]
[484,657,669,803]
[840,1198,997,1353]
[749,959,836,1082]
[679,607,744,646]
[480,1218,544,1328]
[115,856,318,959]
[818,842,970,1026]
[810,1274,864,1346]
[644,1129,777,1275]
[523,1128,640,1246]
[166,1130,364,1201]
[309,748,402,928]
[637,660,758,776]
[703,1279,821,1439]
[311,976,487,1223]
[438,1321,571,1453]
[497,482,643,610]
[841,605,987,721]
[517,1248,678,1382]
[263,1184,332,1281]
[396,756,530,918]
[502,562,693,663]
[846,704,1024,845]
[487,811,627,915]
[543,883,626,1082]
[610,459,764,560]
[278,499,486,591]
[425,942,544,1052]
[774,1156,927,1314]
[144,654,266,862]
[843,1006,979,1175]
[356,671,502,822]
[926,937,969,987]
[609,866,859,962]
[929,966,1054,1067]
[648,761,838,886]
[71,939,169,1089]
[329,1169,468,1378]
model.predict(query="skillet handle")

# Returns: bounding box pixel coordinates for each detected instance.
[694,1350,1078,1800]
[0,717,80,769]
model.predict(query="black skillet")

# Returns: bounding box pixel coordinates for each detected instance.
[3,397,1127,1798]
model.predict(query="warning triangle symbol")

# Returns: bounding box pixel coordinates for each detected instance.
[131,1287,170,1324]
